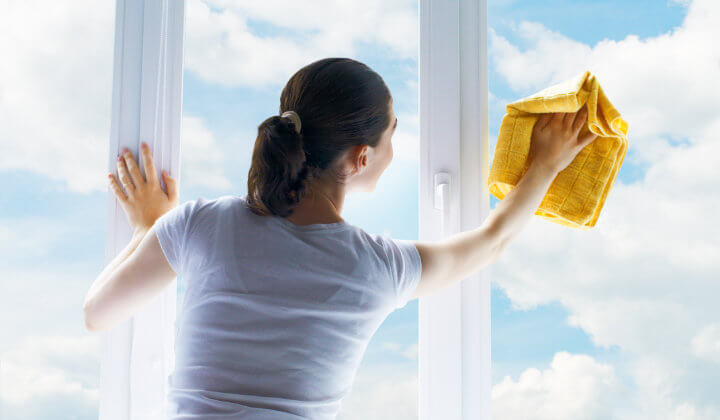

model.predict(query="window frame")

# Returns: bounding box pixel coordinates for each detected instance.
[100,0,490,418]
[418,0,491,419]
[100,0,185,418]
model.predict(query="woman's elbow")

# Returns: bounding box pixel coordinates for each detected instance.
[83,301,105,333]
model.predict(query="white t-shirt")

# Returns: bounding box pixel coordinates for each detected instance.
[154,194,422,419]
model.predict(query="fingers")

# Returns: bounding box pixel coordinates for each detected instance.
[550,112,565,127]
[572,106,588,132]
[536,113,552,130]
[122,148,145,188]
[108,173,128,202]
[140,142,159,186]
[162,171,178,203]
[116,155,135,197]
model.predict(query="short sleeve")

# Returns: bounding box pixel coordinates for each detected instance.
[154,199,198,276]
[374,234,423,310]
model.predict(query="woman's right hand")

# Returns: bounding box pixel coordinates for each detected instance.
[528,105,598,174]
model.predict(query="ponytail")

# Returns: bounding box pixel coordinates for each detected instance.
[246,115,314,217]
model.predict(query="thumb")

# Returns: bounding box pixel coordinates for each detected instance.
[162,171,178,203]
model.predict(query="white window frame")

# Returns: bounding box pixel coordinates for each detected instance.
[100,0,490,418]
[418,0,491,419]
[101,0,185,419]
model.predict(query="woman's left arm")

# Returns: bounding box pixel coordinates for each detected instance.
[83,143,179,332]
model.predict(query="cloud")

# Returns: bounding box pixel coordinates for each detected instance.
[185,0,418,88]
[0,214,105,419]
[0,334,99,411]
[180,115,234,190]
[0,0,114,193]
[337,364,417,420]
[489,0,720,164]
[391,128,419,163]
[488,0,720,417]
[381,341,418,360]
[492,352,624,420]
[691,323,720,364]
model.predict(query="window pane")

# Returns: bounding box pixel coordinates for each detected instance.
[179,1,419,418]
[488,1,718,418]
[0,1,116,418]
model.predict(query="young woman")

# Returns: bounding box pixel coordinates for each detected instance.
[83,57,596,419]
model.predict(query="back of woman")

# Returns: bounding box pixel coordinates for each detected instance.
[87,56,596,420]
[155,57,420,418]
[159,194,420,418]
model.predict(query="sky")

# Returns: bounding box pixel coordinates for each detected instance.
[1,0,718,419]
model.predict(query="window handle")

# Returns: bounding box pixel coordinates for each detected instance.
[434,172,451,237]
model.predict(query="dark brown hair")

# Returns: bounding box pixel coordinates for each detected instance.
[246,57,392,218]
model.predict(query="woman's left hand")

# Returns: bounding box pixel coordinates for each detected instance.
[109,142,179,232]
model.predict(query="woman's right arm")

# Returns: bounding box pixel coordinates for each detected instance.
[409,106,598,300]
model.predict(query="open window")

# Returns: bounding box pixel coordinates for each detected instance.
[100,0,490,418]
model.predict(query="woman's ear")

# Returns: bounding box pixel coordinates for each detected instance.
[348,144,369,175]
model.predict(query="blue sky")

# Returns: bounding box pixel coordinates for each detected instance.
[3,0,719,419]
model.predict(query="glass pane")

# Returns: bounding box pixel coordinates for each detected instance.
[179,1,419,418]
[487,1,717,418]
[0,1,116,418]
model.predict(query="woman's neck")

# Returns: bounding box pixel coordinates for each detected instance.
[283,180,346,226]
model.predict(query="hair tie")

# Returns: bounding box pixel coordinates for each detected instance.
[281,110,302,134]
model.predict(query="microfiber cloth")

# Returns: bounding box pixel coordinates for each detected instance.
[488,70,629,230]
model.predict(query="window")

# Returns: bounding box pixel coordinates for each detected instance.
[96,0,493,418]
[1,0,488,418]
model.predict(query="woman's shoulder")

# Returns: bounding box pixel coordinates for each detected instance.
[168,195,246,231]
[181,194,244,213]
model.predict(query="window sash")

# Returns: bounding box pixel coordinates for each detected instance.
[100,0,185,418]
[418,0,491,419]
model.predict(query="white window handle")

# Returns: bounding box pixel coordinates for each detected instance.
[434,172,451,237]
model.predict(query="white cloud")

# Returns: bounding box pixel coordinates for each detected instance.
[492,353,720,420]
[0,217,73,260]
[489,0,720,164]
[0,334,99,406]
[185,0,418,88]
[180,115,234,190]
[0,217,103,418]
[337,364,417,420]
[489,0,720,417]
[384,110,420,163]
[0,0,114,193]
[623,355,720,420]
[691,323,720,363]
[391,128,419,163]
[381,341,418,360]
[492,352,624,420]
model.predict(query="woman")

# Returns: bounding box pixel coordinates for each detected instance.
[83,57,596,419]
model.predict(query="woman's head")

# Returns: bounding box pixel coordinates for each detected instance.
[246,57,396,218]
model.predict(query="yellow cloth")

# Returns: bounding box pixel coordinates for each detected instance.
[488,70,629,230]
